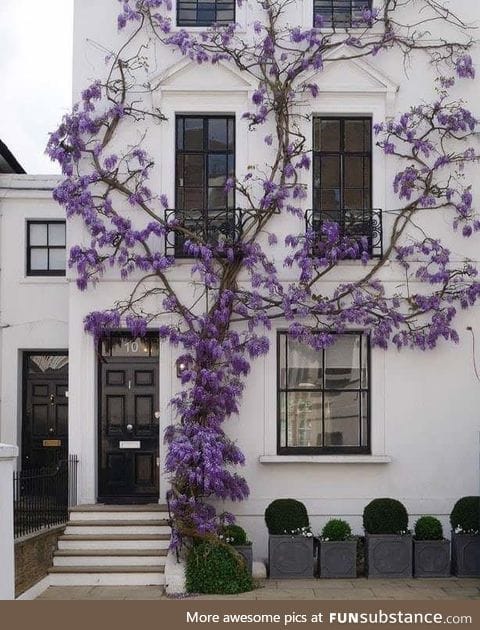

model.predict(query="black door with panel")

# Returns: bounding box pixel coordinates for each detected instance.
[22,353,69,470]
[98,346,159,503]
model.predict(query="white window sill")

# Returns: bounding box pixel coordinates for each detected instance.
[259,455,391,464]
[19,277,67,285]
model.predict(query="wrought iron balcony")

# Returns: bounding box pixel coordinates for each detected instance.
[313,0,372,28]
[305,208,383,259]
[164,208,245,258]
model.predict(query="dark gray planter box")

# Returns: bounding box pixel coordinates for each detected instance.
[233,544,253,575]
[365,534,412,578]
[268,535,314,579]
[319,540,357,578]
[413,539,450,578]
[452,533,480,577]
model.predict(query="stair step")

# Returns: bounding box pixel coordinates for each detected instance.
[49,565,164,574]
[54,549,168,557]
[58,534,170,551]
[69,508,169,522]
[65,523,170,535]
[59,534,170,541]
[70,504,168,512]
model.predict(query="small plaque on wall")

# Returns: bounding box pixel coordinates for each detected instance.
[119,441,141,449]
[43,439,61,447]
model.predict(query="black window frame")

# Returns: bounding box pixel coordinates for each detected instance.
[313,116,372,214]
[313,0,373,29]
[175,114,236,213]
[26,220,67,277]
[177,1,236,28]
[277,331,371,455]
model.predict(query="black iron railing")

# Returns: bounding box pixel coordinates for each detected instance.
[13,455,78,539]
[305,208,383,258]
[165,208,245,258]
[313,0,372,28]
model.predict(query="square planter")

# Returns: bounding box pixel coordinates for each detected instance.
[319,540,357,579]
[268,535,314,579]
[365,534,412,578]
[451,533,480,577]
[233,544,253,575]
[413,539,450,578]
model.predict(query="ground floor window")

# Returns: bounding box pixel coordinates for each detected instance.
[277,331,370,454]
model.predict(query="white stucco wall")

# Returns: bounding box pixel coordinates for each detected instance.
[1,1,480,561]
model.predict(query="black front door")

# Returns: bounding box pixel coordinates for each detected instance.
[98,336,159,503]
[22,353,69,470]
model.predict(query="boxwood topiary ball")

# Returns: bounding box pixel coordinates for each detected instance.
[221,524,249,545]
[321,519,352,542]
[450,496,480,534]
[363,498,409,535]
[265,499,309,535]
[414,516,443,541]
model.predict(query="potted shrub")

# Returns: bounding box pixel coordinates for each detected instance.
[319,519,357,579]
[265,498,314,579]
[413,516,450,578]
[363,498,412,578]
[450,496,480,577]
[220,524,253,574]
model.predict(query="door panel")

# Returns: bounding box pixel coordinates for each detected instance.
[22,353,69,470]
[99,359,159,503]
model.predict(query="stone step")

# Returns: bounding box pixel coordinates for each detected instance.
[64,521,170,535]
[53,551,167,567]
[69,505,169,522]
[58,534,170,551]
[48,565,165,586]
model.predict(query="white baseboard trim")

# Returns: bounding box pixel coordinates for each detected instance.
[16,576,50,600]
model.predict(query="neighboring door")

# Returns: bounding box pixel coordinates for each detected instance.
[98,335,159,503]
[22,353,69,470]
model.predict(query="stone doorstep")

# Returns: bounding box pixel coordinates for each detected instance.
[70,504,168,512]
[54,549,168,557]
[49,565,165,574]
[59,534,170,541]
[65,519,169,527]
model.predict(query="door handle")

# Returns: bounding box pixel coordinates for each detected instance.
[126,424,133,432]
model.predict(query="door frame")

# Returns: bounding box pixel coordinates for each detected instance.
[96,332,160,504]
[22,350,69,470]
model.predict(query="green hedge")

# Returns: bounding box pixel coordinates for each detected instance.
[221,524,250,545]
[186,540,253,594]
[450,496,480,534]
[414,516,443,541]
[321,519,352,542]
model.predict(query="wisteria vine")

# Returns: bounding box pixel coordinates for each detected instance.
[48,0,480,546]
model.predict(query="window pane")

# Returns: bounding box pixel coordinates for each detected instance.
[287,340,322,388]
[287,391,323,447]
[344,189,364,209]
[208,188,226,209]
[208,118,228,150]
[324,391,361,446]
[30,248,48,270]
[279,334,287,389]
[227,119,235,150]
[184,118,203,151]
[344,156,364,188]
[184,188,204,209]
[361,391,369,446]
[48,223,66,246]
[325,335,361,389]
[208,154,227,186]
[29,224,48,246]
[279,392,287,447]
[184,154,204,187]
[345,120,366,152]
[320,155,340,188]
[320,189,340,210]
[176,118,184,150]
[361,335,368,388]
[318,120,340,151]
[49,248,66,270]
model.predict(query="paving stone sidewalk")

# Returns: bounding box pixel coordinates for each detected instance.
[36,578,480,600]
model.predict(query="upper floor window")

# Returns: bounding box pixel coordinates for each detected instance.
[27,220,66,276]
[278,331,370,454]
[177,1,235,27]
[314,0,372,28]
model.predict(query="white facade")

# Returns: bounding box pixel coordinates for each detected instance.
[1,0,480,560]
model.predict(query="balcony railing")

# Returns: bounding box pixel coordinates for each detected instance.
[164,208,246,258]
[313,0,372,28]
[305,208,383,258]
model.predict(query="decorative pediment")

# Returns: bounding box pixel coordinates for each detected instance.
[152,57,257,93]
